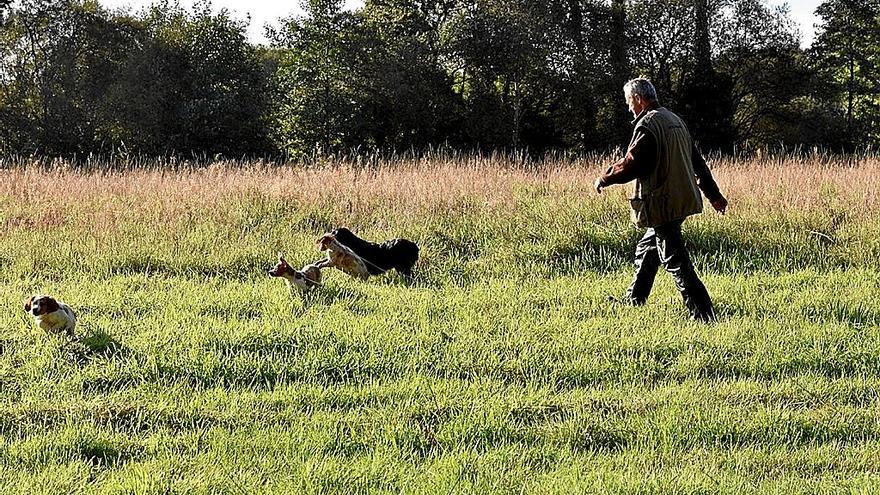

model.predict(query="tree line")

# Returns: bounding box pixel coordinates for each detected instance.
[0,0,877,158]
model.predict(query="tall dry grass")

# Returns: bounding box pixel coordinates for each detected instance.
[1,153,877,279]
[1,153,877,226]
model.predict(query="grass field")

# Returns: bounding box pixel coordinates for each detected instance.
[1,153,879,493]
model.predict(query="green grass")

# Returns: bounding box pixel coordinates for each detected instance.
[1,161,879,493]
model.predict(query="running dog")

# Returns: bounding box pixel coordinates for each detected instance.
[24,294,77,336]
[268,254,323,292]
[330,227,419,277]
[315,233,372,280]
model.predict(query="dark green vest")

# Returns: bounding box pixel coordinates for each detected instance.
[629,107,703,228]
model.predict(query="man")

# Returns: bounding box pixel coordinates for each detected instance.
[595,78,728,322]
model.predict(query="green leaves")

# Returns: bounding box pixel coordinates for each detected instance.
[811,0,880,148]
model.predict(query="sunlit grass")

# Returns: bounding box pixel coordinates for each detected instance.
[0,154,878,493]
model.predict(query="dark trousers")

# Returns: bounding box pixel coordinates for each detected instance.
[624,219,716,321]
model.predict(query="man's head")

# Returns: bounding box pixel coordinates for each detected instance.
[623,78,659,119]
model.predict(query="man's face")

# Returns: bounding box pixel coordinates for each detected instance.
[626,93,644,118]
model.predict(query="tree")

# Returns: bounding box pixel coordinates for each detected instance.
[812,0,880,148]
[0,0,271,156]
[0,0,137,154]
[444,0,552,148]
[0,0,846,157]
[627,0,806,151]
[270,0,367,156]
[129,0,271,154]
[606,0,631,146]
[627,0,694,102]
[355,0,463,149]
[678,0,736,152]
[711,0,834,149]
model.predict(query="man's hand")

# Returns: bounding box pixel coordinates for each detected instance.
[594,177,604,194]
[710,196,728,214]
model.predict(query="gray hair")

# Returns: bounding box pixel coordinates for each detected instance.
[624,78,659,103]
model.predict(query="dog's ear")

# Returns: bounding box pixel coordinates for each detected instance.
[24,296,33,313]
[278,253,287,264]
[43,297,59,313]
[316,234,330,250]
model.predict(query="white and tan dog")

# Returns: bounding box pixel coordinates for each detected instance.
[268,254,323,292]
[315,233,371,280]
[24,294,77,336]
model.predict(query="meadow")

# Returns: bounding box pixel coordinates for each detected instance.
[1,153,879,493]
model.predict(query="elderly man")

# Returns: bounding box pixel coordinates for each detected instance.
[595,78,728,322]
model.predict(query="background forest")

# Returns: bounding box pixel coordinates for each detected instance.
[0,0,877,158]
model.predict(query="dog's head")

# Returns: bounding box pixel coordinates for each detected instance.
[316,234,336,251]
[269,255,316,290]
[331,227,355,243]
[24,295,60,317]
[268,254,295,278]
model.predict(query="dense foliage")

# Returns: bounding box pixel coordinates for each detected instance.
[0,0,876,157]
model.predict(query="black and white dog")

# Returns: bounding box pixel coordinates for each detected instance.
[326,227,419,278]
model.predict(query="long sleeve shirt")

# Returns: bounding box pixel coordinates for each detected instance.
[598,113,724,203]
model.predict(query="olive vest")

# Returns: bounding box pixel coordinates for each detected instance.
[629,107,703,228]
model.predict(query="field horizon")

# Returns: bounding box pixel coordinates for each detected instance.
[1,154,879,493]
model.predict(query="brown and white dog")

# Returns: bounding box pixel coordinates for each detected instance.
[24,295,77,336]
[315,233,372,280]
[268,254,323,292]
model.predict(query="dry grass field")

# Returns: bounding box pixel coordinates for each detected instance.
[0,153,879,493]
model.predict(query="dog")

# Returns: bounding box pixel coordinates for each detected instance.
[268,254,323,292]
[24,295,76,336]
[315,233,372,280]
[327,227,419,278]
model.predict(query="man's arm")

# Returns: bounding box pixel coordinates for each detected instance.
[692,143,728,213]
[596,128,656,190]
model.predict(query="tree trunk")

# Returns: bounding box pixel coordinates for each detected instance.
[694,0,712,75]
[610,0,628,82]
[566,0,593,149]
[847,36,854,139]
[610,0,629,144]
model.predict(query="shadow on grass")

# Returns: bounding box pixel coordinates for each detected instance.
[542,233,636,276]
[77,436,143,468]
[673,410,880,450]
[65,330,130,367]
[716,299,880,329]
[150,346,389,391]
[0,338,14,356]
[107,252,283,280]
[524,222,864,276]
[297,283,367,310]
[801,302,880,328]
[81,375,142,394]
